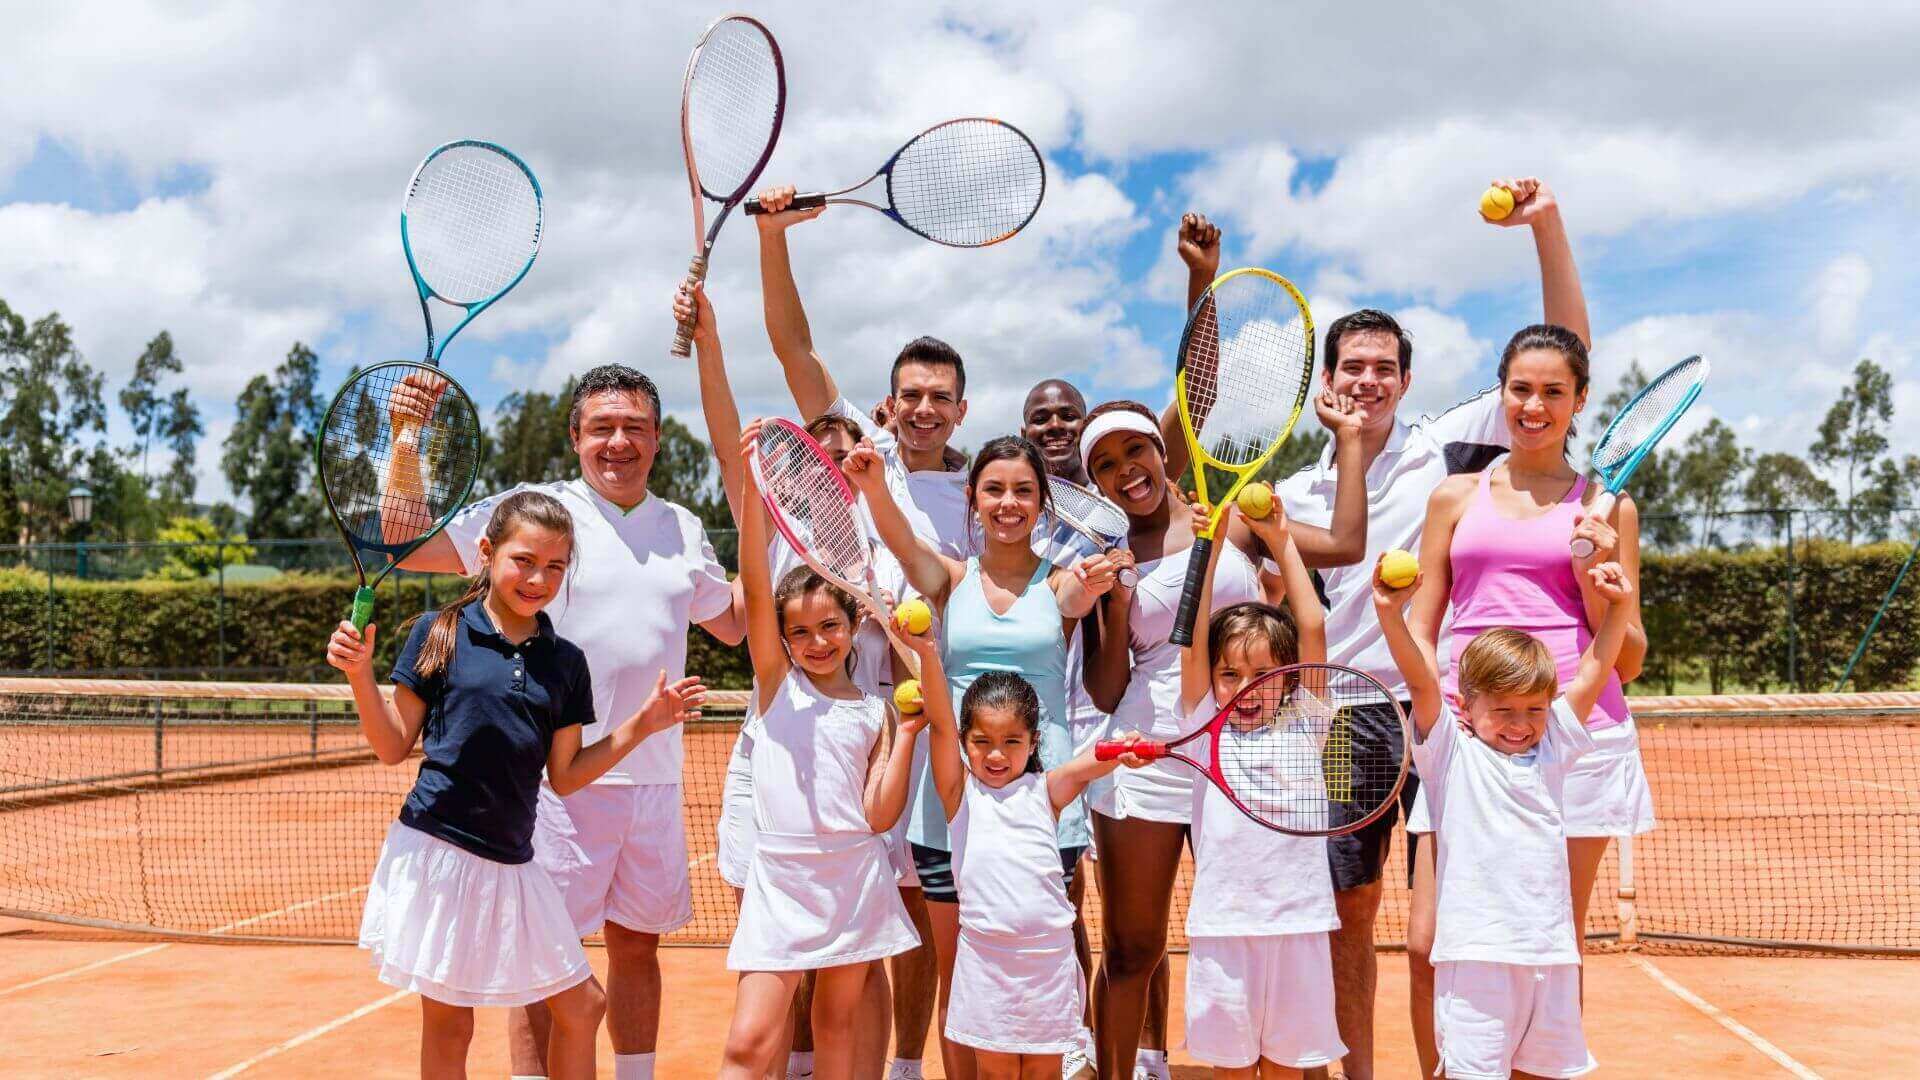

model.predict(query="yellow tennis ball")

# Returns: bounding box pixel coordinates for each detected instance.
[1379,548,1420,589]
[1236,482,1274,520]
[893,598,932,635]
[894,679,924,715]
[1480,186,1515,221]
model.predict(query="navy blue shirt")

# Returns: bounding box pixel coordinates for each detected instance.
[391,601,594,864]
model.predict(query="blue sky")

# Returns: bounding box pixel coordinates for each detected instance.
[1,2,1916,505]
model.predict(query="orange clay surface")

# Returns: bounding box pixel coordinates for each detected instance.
[3,917,1914,1078]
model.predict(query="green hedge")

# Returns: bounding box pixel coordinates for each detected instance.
[0,569,756,689]
[4,540,1918,694]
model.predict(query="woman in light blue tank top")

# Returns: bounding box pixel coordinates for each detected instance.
[845,433,1127,1073]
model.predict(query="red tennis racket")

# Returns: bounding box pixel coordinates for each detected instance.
[1096,662,1408,836]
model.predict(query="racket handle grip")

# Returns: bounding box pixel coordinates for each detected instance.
[669,254,710,358]
[744,192,828,215]
[350,586,376,632]
[1095,738,1167,762]
[1569,491,1618,559]
[1118,566,1138,590]
[1169,534,1215,646]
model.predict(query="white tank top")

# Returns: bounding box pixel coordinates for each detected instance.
[1115,541,1262,739]
[949,771,1072,937]
[747,669,884,837]
[1184,695,1340,937]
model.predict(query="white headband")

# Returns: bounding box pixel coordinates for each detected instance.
[1079,409,1164,477]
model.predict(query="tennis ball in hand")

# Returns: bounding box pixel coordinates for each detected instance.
[1236,482,1275,520]
[1480,186,1515,221]
[894,679,924,715]
[893,598,932,635]
[1379,548,1420,589]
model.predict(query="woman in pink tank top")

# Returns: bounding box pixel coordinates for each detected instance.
[1400,324,1655,1076]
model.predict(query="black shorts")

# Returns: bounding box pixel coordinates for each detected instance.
[912,842,1089,904]
[1326,698,1422,892]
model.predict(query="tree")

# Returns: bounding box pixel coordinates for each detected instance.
[479,377,577,491]
[1588,359,1687,548]
[0,300,113,542]
[119,332,203,509]
[151,515,255,581]
[1673,419,1748,548]
[1858,453,1920,542]
[222,343,326,538]
[1744,452,1837,542]
[1810,358,1894,543]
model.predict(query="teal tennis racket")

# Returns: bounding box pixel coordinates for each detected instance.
[402,141,543,364]
[317,362,483,630]
[1573,355,1708,558]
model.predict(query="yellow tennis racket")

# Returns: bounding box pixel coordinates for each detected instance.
[1169,268,1314,646]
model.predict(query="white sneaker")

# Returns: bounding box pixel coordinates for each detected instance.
[885,1063,924,1080]
[1061,1048,1095,1080]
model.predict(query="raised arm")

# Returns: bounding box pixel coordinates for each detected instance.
[1050,552,1121,620]
[1565,563,1635,723]
[1083,578,1134,715]
[680,280,745,522]
[1048,735,1148,816]
[1486,177,1588,349]
[867,621,944,830]
[755,185,838,420]
[1289,391,1370,569]
[1248,506,1326,665]
[1178,499,1227,715]
[1372,566,1441,736]
[1158,212,1224,482]
[735,421,793,698]
[386,370,469,575]
[1406,476,1474,671]
[841,438,962,604]
[1572,495,1648,684]
[912,638,966,822]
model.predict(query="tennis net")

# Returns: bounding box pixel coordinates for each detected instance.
[1,680,1914,955]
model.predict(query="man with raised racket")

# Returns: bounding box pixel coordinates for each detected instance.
[395,366,746,1080]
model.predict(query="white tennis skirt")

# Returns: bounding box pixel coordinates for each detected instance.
[945,926,1083,1055]
[1406,719,1656,838]
[727,831,920,972]
[718,730,757,889]
[359,821,592,1008]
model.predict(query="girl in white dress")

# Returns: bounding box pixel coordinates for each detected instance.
[1177,499,1347,1078]
[719,421,925,1080]
[919,666,1149,1079]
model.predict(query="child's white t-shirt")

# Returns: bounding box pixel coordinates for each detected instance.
[1184,693,1339,938]
[1412,697,1596,965]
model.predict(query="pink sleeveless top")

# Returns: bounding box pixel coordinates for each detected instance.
[1444,469,1629,729]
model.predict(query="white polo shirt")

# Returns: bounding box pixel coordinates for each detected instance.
[829,397,974,558]
[1276,389,1508,697]
[444,478,735,786]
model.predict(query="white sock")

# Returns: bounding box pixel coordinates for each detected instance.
[614,1052,655,1080]
[1136,1048,1169,1078]
[786,1050,815,1077]
[888,1059,924,1079]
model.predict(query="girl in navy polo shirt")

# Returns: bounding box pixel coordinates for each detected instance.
[326,490,706,1080]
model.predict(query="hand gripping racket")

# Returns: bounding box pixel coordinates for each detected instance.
[1097,663,1408,837]
[671,14,786,357]
[1573,354,1709,558]
[1169,268,1315,645]
[1046,476,1137,589]
[745,118,1045,248]
[317,362,483,630]
[401,141,542,363]
[750,418,918,674]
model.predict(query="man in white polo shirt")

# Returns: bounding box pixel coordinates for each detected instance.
[1275,177,1590,1080]
[401,364,745,1080]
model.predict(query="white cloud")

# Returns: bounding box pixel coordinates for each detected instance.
[1810,254,1873,355]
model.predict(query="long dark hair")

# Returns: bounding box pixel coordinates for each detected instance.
[966,434,1053,521]
[959,671,1045,774]
[407,491,574,680]
[1498,323,1590,449]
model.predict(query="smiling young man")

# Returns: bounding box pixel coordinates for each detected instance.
[398,365,746,1080]
[1272,177,1591,1080]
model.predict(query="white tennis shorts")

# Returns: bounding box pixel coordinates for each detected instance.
[1434,960,1596,1079]
[1184,933,1345,1070]
[534,782,692,936]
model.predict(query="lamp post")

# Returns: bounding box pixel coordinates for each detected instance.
[67,483,94,579]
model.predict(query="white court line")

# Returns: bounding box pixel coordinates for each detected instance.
[1630,956,1823,1079]
[0,884,370,998]
[205,989,412,1079]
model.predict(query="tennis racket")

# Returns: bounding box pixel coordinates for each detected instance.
[1573,355,1709,558]
[317,362,483,630]
[744,118,1045,248]
[1168,268,1316,646]
[1046,476,1137,589]
[1096,663,1408,837]
[401,141,543,364]
[750,418,918,673]
[671,14,786,357]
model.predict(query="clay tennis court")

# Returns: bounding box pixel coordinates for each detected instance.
[4,683,1916,1076]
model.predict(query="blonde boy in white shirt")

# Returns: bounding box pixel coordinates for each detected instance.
[1372,559,1635,1080]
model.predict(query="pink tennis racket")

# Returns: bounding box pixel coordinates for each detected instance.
[1097,662,1408,837]
[749,418,915,668]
